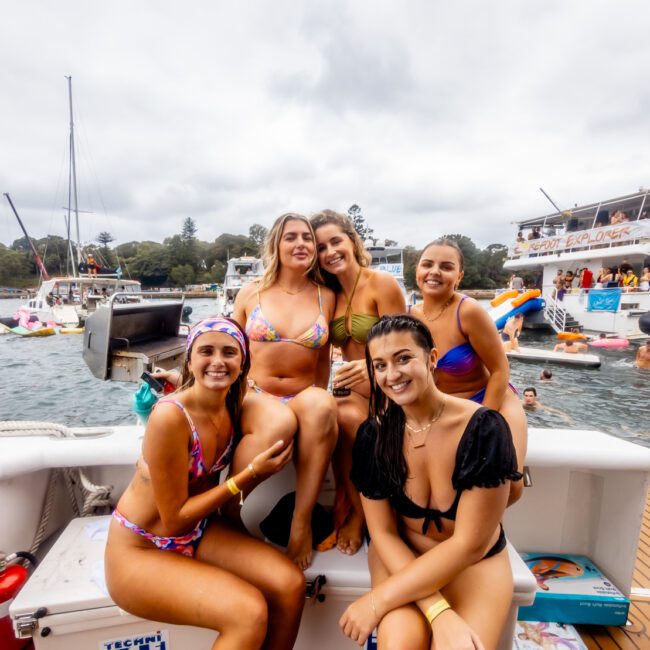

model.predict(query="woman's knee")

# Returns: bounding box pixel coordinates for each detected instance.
[226,587,269,642]
[267,560,306,608]
[295,389,338,441]
[378,617,428,650]
[337,403,364,442]
[243,402,298,445]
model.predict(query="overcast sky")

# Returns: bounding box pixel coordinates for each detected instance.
[1,1,649,252]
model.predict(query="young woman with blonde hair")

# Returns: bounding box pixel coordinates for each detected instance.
[232,213,339,569]
[311,209,405,555]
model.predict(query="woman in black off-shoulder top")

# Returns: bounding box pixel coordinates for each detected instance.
[339,315,522,650]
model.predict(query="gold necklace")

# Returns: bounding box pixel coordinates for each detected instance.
[404,397,447,449]
[276,282,310,295]
[422,295,455,323]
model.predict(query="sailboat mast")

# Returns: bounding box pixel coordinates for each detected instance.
[67,75,81,274]
[4,193,50,280]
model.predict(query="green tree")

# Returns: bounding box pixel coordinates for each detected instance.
[249,224,268,253]
[479,244,509,289]
[441,234,481,289]
[181,217,198,269]
[348,204,374,244]
[128,243,171,286]
[170,264,195,288]
[96,232,115,267]
[0,245,34,286]
[403,245,420,291]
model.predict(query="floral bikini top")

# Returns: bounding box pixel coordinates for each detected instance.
[245,285,329,349]
[157,399,234,483]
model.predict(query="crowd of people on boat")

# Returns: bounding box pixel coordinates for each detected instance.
[550,263,650,299]
[104,210,531,650]
[517,207,649,242]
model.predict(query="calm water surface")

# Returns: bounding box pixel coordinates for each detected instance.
[1,298,648,446]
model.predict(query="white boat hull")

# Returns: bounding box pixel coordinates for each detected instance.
[4,424,650,648]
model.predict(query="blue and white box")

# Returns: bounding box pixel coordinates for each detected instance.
[518,553,630,626]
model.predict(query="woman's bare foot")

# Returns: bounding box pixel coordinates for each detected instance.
[336,510,364,555]
[287,519,313,570]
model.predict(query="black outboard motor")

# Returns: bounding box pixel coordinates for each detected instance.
[639,311,650,335]
[182,305,193,323]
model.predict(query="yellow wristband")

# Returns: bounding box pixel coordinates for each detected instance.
[226,477,241,495]
[425,599,451,625]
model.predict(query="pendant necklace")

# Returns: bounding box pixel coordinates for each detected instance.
[404,397,447,449]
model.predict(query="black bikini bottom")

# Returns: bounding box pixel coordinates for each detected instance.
[483,524,507,560]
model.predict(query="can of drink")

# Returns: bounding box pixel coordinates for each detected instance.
[330,360,351,397]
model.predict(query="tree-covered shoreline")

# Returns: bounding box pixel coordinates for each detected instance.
[0,216,526,291]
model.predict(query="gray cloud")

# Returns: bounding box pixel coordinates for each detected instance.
[2,0,650,253]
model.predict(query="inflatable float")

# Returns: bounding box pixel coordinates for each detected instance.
[506,346,601,368]
[10,326,57,337]
[589,337,630,348]
[488,289,543,330]
[557,331,588,341]
[59,327,84,335]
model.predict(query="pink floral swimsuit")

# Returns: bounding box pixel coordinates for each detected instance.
[113,400,234,557]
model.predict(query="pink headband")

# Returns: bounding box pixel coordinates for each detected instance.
[186,318,247,363]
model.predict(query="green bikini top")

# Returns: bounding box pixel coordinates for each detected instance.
[329,269,380,347]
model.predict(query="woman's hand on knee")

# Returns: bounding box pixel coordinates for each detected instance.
[251,439,294,479]
[339,592,379,646]
[431,609,485,650]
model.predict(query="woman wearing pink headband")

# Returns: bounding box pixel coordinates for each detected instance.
[106,317,305,649]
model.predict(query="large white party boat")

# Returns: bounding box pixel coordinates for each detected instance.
[504,189,650,338]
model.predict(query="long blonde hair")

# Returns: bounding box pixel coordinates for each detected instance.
[258,213,322,291]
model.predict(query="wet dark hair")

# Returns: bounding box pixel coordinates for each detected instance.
[419,238,465,272]
[524,387,537,396]
[541,369,553,379]
[180,317,251,437]
[365,314,435,488]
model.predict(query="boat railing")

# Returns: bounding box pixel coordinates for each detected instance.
[543,295,568,334]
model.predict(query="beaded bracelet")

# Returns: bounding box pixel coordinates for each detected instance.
[226,477,241,496]
[425,599,451,625]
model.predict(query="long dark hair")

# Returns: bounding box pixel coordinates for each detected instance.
[365,314,435,488]
[181,318,251,436]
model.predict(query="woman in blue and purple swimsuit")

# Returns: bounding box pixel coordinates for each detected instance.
[410,239,527,504]
[105,318,304,650]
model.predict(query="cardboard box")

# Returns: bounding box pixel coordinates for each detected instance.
[518,553,629,626]
[514,621,587,650]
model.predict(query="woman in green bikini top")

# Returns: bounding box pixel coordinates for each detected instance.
[311,209,406,556]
